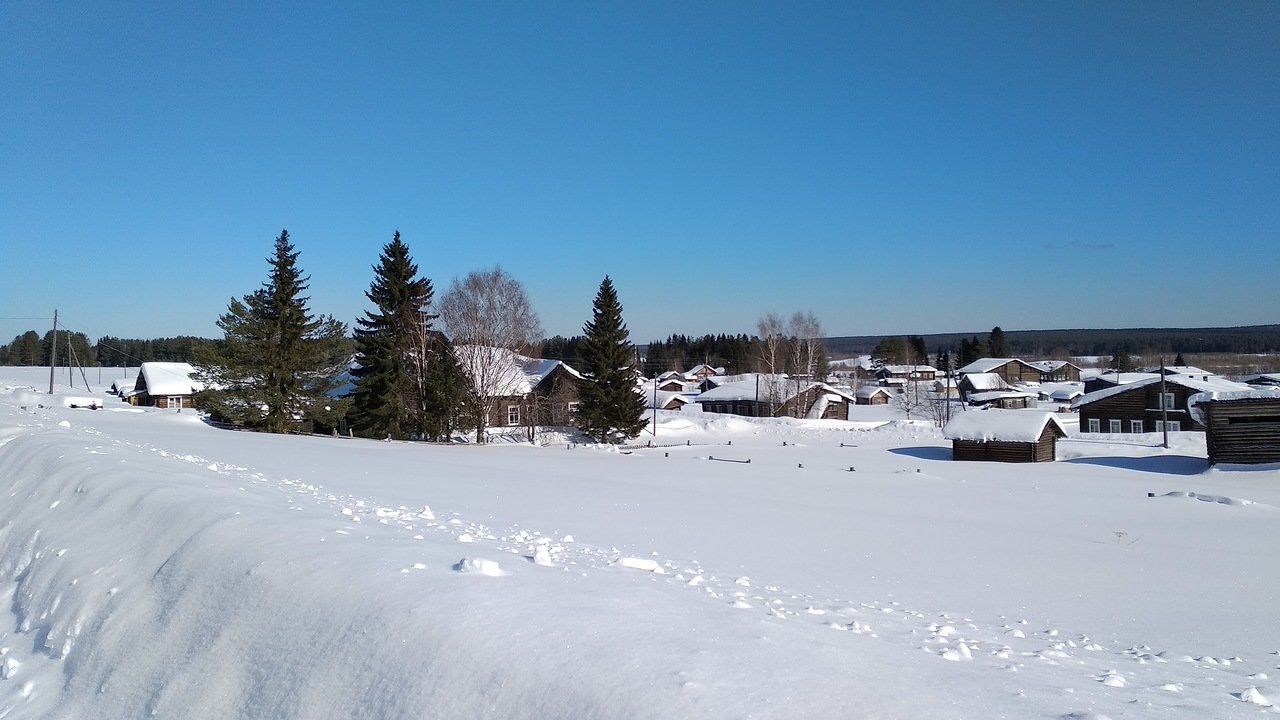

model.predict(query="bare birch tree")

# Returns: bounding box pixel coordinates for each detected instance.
[439,267,543,442]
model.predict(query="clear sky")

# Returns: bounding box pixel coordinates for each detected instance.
[3,1,1278,346]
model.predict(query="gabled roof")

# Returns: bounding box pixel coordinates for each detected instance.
[682,364,725,379]
[454,346,585,397]
[855,385,893,399]
[957,358,1036,374]
[1241,373,1280,386]
[1026,360,1081,373]
[139,362,203,396]
[1071,374,1253,410]
[944,411,1066,442]
[645,389,691,409]
[695,376,854,405]
[959,373,1009,391]
[967,390,1034,403]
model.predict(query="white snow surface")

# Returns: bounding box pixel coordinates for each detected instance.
[1,367,1279,718]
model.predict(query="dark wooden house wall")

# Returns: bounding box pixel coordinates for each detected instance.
[1203,399,1280,464]
[1078,384,1200,433]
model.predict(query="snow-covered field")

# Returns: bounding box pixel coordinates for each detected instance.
[1,366,1278,719]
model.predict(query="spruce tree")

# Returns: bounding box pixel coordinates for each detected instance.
[577,276,648,443]
[195,229,349,434]
[989,326,1009,357]
[349,232,435,440]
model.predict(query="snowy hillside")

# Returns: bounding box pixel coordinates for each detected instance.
[1,367,1278,719]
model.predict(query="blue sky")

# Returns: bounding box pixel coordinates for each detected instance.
[3,1,1277,346]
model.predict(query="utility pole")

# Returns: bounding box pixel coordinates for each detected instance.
[1160,358,1169,449]
[47,309,58,394]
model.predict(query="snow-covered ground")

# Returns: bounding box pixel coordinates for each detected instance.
[1,366,1278,719]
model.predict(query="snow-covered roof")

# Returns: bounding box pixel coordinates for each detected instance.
[682,364,726,379]
[855,386,892,399]
[961,373,1009,391]
[454,346,584,397]
[1187,388,1280,425]
[138,362,203,396]
[1142,365,1210,377]
[828,356,874,371]
[695,377,854,405]
[878,364,938,374]
[645,389,691,409]
[1082,371,1160,385]
[1071,374,1253,410]
[957,358,1025,374]
[1240,373,1280,386]
[943,411,1066,442]
[1026,360,1079,373]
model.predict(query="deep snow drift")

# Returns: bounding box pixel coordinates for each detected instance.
[1,367,1278,719]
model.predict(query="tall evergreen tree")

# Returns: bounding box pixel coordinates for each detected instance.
[349,232,436,440]
[195,229,350,434]
[577,276,647,443]
[989,326,1009,357]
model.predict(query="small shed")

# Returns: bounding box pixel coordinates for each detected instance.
[855,386,893,405]
[1190,390,1280,465]
[943,411,1067,463]
[132,362,203,409]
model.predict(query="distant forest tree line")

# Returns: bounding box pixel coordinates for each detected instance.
[6,317,1280,376]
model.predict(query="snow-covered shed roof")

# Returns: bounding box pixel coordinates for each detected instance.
[1142,365,1211,378]
[138,362,203,396]
[1187,388,1280,425]
[1081,371,1160,385]
[645,389,691,409]
[1071,374,1253,410]
[961,373,1009,391]
[682,364,725,379]
[856,386,893,399]
[944,411,1066,442]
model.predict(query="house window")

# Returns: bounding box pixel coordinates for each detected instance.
[567,402,579,415]
[1109,419,1122,434]
[1088,418,1100,433]
[1130,420,1144,433]
[1156,420,1181,432]
[507,405,521,426]
[1157,392,1176,410]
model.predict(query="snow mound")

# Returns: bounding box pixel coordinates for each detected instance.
[453,557,505,576]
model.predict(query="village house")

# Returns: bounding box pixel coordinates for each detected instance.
[128,362,204,410]
[957,358,1043,385]
[966,390,1035,410]
[1190,389,1280,465]
[875,364,938,383]
[455,346,591,429]
[944,410,1067,463]
[695,375,854,419]
[1027,360,1083,383]
[956,372,1009,400]
[1071,374,1252,434]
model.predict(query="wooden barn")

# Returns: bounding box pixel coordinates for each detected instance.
[957,358,1043,385]
[855,386,893,405]
[1190,391,1280,465]
[696,376,854,419]
[944,411,1067,463]
[130,362,203,409]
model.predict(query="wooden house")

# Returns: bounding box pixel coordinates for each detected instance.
[944,411,1067,463]
[683,364,726,383]
[957,358,1043,385]
[875,365,938,383]
[1081,371,1160,394]
[1190,391,1280,465]
[855,386,893,405]
[966,390,1034,410]
[130,362,203,409]
[1028,360,1083,383]
[696,375,854,420]
[455,346,590,429]
[956,372,1009,400]
[1071,374,1252,434]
